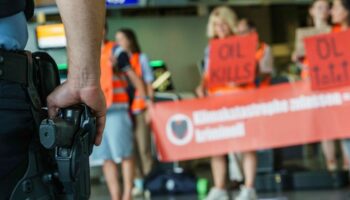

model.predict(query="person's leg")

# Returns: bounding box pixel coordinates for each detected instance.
[242,151,257,188]
[122,157,135,200]
[107,110,134,200]
[205,156,229,200]
[211,155,227,189]
[134,112,154,176]
[321,140,337,171]
[340,139,350,170]
[100,109,124,200]
[235,152,258,200]
[103,160,121,200]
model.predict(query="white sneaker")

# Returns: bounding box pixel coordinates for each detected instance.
[132,187,144,198]
[132,188,151,200]
[144,189,151,200]
[235,186,257,200]
[205,188,229,200]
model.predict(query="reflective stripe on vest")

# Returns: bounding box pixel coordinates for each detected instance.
[112,74,129,106]
[130,53,147,113]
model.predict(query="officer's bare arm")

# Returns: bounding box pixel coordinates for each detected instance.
[47,0,106,145]
[56,0,105,88]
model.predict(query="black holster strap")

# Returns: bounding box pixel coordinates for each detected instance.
[0,50,28,85]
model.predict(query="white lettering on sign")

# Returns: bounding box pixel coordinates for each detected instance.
[289,93,342,111]
[192,92,346,126]
[195,122,246,143]
[193,100,289,126]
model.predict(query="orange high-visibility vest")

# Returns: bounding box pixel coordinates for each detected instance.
[130,53,147,113]
[332,24,342,33]
[101,41,129,107]
[205,42,268,95]
[112,74,129,106]
[255,42,266,62]
[100,41,115,108]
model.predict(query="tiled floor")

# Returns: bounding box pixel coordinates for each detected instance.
[91,183,350,200]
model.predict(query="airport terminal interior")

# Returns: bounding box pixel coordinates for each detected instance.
[14,0,350,199]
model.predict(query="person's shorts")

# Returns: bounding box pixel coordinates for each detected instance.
[91,107,133,165]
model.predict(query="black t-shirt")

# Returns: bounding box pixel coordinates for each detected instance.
[115,51,131,73]
[0,0,34,20]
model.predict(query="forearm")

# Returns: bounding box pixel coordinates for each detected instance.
[146,84,154,99]
[56,0,105,88]
[126,70,147,98]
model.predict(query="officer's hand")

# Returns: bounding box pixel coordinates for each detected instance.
[47,81,106,145]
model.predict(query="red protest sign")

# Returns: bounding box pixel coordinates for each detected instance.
[150,81,350,162]
[208,34,258,88]
[304,30,350,90]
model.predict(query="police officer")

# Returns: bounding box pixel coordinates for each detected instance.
[0,0,106,198]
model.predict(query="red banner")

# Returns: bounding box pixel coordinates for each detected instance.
[208,34,258,88]
[304,29,350,90]
[150,81,350,162]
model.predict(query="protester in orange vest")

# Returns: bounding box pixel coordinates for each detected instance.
[237,18,274,87]
[92,23,147,200]
[196,6,258,200]
[115,28,154,198]
[222,17,274,194]
[331,0,350,169]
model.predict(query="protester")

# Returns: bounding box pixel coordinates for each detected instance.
[331,0,350,167]
[115,28,155,198]
[224,17,274,195]
[196,6,258,200]
[237,18,274,83]
[293,0,349,171]
[92,23,147,200]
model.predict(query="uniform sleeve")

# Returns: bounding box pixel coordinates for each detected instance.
[140,54,154,83]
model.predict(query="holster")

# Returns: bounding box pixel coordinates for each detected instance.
[6,51,61,200]
[6,51,96,200]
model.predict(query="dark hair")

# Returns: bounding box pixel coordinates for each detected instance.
[104,22,108,33]
[103,22,109,42]
[340,0,350,11]
[340,0,350,24]
[117,28,141,53]
[245,19,256,30]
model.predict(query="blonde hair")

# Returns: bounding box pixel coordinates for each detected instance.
[207,6,238,39]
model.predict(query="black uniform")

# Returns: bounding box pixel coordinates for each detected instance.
[0,0,35,198]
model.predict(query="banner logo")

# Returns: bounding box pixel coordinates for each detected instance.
[166,114,194,146]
